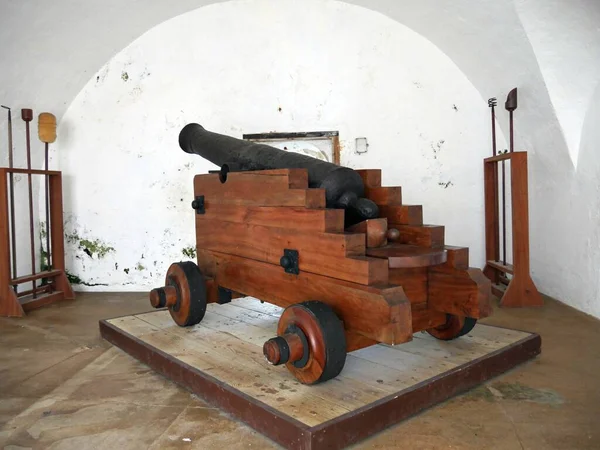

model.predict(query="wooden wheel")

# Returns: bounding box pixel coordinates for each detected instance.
[427,314,477,340]
[149,261,207,327]
[263,301,347,385]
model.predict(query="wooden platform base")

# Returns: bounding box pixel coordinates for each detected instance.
[100,299,541,450]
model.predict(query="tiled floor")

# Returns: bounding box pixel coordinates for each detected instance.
[1,292,598,449]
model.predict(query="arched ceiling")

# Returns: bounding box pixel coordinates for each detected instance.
[3,0,596,168]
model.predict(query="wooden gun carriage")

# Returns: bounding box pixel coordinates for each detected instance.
[150,124,492,385]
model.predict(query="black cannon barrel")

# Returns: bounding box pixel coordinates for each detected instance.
[179,123,378,223]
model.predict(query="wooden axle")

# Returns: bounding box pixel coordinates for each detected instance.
[263,333,305,366]
[149,285,178,308]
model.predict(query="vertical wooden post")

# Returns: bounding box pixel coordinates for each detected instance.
[483,160,499,283]
[49,172,74,299]
[0,168,24,316]
[501,153,543,307]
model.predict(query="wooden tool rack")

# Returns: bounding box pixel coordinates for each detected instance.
[483,151,543,307]
[0,167,74,316]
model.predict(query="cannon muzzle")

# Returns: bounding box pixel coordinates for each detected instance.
[179,123,378,224]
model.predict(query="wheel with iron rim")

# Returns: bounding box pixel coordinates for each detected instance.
[276,301,347,385]
[426,314,477,340]
[149,261,207,327]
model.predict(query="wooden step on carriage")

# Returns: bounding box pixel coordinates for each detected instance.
[150,164,492,385]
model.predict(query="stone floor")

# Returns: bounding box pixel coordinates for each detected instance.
[0,292,598,449]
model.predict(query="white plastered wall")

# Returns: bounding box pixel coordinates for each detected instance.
[54,0,500,288]
[0,0,599,318]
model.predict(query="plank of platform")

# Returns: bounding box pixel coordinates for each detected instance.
[101,298,541,450]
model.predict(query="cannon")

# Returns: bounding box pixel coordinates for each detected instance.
[179,123,378,226]
[150,124,493,384]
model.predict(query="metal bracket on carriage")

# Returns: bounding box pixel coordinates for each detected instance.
[279,249,299,275]
[191,195,205,215]
[217,286,233,304]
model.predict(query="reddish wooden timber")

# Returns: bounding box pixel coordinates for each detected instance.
[432,246,470,273]
[356,169,381,188]
[485,153,513,163]
[346,218,388,248]
[487,260,513,275]
[0,169,24,316]
[203,202,344,232]
[196,219,388,285]
[21,291,68,312]
[17,285,51,298]
[444,246,469,270]
[345,332,378,352]
[197,249,412,345]
[393,224,444,248]
[332,135,341,165]
[388,267,428,304]
[49,173,75,300]
[502,153,543,307]
[194,172,325,208]
[429,268,493,319]
[247,169,308,188]
[367,244,447,269]
[411,308,447,332]
[277,305,329,384]
[483,156,500,283]
[427,315,469,340]
[492,283,506,299]
[11,269,61,285]
[502,274,543,307]
[482,152,542,307]
[379,205,423,225]
[4,168,61,176]
[364,186,402,205]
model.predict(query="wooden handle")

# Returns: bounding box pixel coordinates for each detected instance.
[38,112,57,143]
[21,108,33,122]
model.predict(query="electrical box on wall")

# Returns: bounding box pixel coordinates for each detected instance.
[355,137,369,154]
[243,131,340,165]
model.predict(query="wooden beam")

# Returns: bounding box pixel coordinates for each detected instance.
[378,205,423,225]
[0,169,24,317]
[11,269,62,285]
[392,224,444,247]
[428,268,493,319]
[197,249,413,345]
[364,186,402,205]
[195,219,390,285]
[202,203,344,233]
[346,218,388,248]
[194,172,325,208]
[355,169,381,188]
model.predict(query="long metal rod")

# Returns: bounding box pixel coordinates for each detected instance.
[2,105,17,290]
[44,142,51,270]
[501,157,506,265]
[23,109,37,298]
[488,98,501,265]
[509,111,514,153]
[488,98,497,157]
[504,110,513,264]
[503,88,517,265]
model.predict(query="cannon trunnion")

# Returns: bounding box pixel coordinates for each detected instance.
[151,126,493,385]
